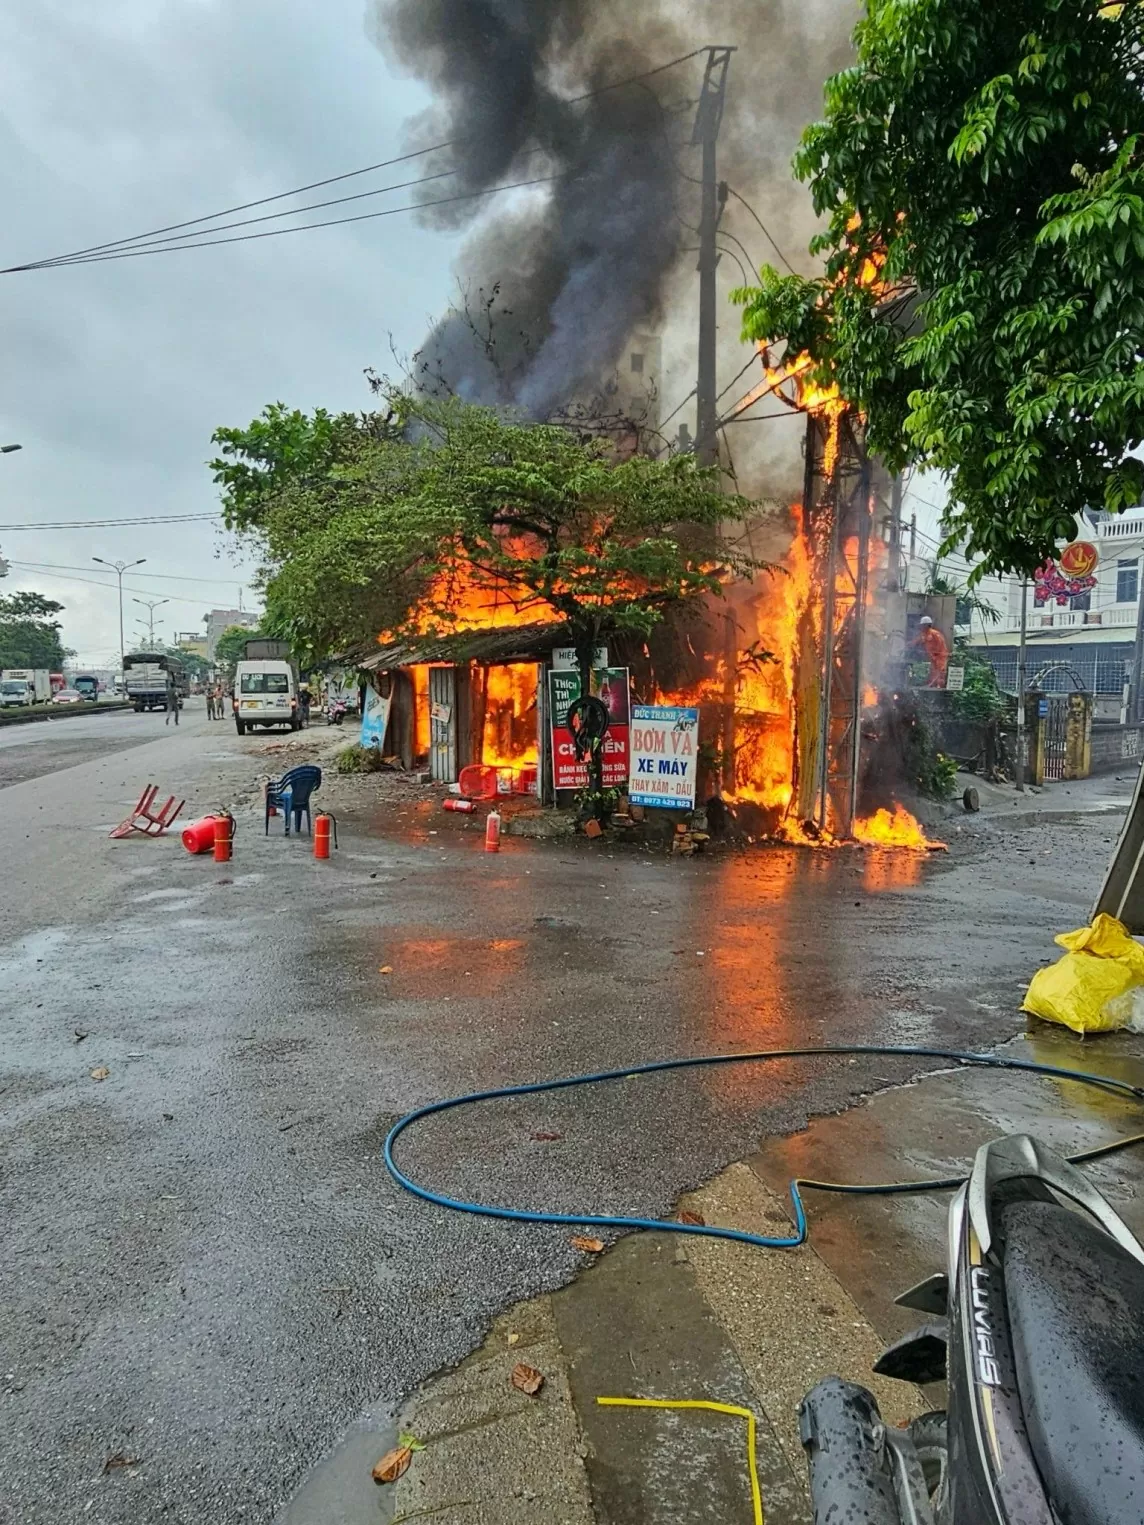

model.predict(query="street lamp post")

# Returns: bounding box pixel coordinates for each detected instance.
[93,557,146,677]
[133,597,169,650]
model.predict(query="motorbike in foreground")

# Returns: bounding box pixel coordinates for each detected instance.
[799,1134,1144,1523]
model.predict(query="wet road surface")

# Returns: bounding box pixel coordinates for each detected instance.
[0,703,200,789]
[0,726,1135,1524]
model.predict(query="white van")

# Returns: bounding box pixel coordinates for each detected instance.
[233,660,299,734]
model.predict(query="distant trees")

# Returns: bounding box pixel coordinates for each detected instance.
[0,591,68,669]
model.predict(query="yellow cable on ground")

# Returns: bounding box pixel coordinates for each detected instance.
[596,1396,764,1525]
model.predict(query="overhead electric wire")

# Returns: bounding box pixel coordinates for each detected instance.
[9,175,567,269]
[7,558,253,590]
[714,238,751,288]
[714,226,759,284]
[0,512,219,530]
[724,185,796,275]
[5,48,710,274]
[4,565,232,606]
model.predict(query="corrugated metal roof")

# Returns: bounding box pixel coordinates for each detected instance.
[359,621,572,670]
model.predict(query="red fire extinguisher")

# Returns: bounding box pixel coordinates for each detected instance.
[314,811,337,859]
[484,808,501,852]
[443,798,475,814]
[213,810,236,863]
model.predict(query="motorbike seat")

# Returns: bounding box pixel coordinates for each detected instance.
[1000,1199,1144,1525]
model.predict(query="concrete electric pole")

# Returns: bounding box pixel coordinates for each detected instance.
[692,46,735,468]
[133,596,169,650]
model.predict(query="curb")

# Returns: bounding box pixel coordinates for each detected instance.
[0,701,134,728]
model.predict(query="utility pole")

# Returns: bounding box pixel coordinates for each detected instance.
[133,596,169,650]
[692,45,735,467]
[1016,576,1029,792]
[887,472,903,591]
[93,556,146,678]
[1132,560,1144,723]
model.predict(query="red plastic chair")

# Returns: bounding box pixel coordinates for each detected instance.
[109,784,185,839]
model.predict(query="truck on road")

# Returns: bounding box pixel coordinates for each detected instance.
[0,669,52,706]
[123,653,185,712]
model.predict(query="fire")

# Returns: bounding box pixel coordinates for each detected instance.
[852,805,943,851]
[403,544,559,637]
[480,662,538,769]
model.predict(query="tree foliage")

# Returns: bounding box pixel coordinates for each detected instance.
[733,0,1144,574]
[211,389,761,668]
[212,625,263,677]
[0,590,67,669]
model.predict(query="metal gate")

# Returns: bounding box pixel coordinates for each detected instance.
[1041,694,1070,781]
[428,666,457,782]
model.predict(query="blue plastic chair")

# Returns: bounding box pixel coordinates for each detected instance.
[265,765,322,836]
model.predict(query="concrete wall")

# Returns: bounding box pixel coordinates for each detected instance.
[1091,723,1144,773]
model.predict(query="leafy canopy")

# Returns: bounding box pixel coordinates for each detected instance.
[0,590,67,669]
[211,389,760,664]
[733,0,1144,573]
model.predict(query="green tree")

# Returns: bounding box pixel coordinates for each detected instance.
[213,390,762,799]
[212,625,263,679]
[0,591,67,669]
[732,0,1144,574]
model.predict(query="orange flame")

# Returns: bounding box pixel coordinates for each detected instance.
[480,662,538,768]
[852,805,944,851]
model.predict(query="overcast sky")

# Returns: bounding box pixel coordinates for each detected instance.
[0,0,464,664]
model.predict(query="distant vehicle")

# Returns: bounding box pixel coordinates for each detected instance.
[0,678,33,707]
[73,675,100,702]
[52,688,84,705]
[1,668,51,704]
[233,659,300,734]
[49,672,65,695]
[123,652,185,712]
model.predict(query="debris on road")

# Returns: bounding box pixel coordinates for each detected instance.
[511,1362,545,1396]
[102,1453,141,1473]
[109,783,184,840]
[1023,912,1144,1033]
[371,1446,412,1484]
[89,1066,110,1081]
[570,1236,605,1253]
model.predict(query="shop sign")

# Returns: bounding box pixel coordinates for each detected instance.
[945,666,965,692]
[549,667,629,789]
[551,646,608,671]
[629,705,700,810]
[360,688,391,751]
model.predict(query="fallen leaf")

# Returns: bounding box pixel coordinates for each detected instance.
[571,1235,605,1254]
[531,1131,563,1142]
[507,1332,520,1346]
[90,1067,110,1082]
[511,1363,544,1397]
[378,965,394,975]
[103,1453,141,1473]
[372,1446,412,1484]
[678,1210,706,1227]
[398,1432,425,1453]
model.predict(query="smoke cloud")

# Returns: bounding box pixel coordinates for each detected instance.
[372,0,858,482]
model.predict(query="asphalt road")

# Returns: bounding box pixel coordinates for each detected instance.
[0,702,197,789]
[0,724,1134,1524]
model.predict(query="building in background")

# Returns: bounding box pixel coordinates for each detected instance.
[205,608,259,661]
[175,630,209,661]
[903,506,1144,717]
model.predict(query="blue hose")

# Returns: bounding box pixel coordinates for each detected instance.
[383,1044,1144,1253]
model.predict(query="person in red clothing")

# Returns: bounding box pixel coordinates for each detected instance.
[912,615,950,688]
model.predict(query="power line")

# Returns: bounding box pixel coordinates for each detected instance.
[2,564,238,606]
[6,175,566,270]
[724,186,795,275]
[0,512,220,529]
[5,49,710,274]
[8,558,253,589]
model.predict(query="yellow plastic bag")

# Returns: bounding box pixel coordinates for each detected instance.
[1023,949,1139,1035]
[1054,913,1144,978]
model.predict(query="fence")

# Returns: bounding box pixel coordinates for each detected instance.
[981,654,1129,697]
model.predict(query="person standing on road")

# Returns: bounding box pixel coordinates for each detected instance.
[165,674,180,726]
[205,688,216,721]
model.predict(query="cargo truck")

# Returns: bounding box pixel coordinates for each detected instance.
[123,653,185,711]
[0,668,51,706]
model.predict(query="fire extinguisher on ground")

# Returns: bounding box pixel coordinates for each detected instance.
[314,811,338,859]
[213,810,236,863]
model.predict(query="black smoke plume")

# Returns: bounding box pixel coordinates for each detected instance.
[373,0,688,415]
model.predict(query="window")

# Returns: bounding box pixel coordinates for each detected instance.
[955,597,972,626]
[240,672,289,694]
[630,352,644,374]
[1117,558,1139,604]
[1070,591,1091,612]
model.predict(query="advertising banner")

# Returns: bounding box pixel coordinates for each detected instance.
[549,667,630,790]
[629,704,700,810]
[360,687,391,751]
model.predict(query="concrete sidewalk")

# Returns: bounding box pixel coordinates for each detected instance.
[282,1026,1144,1525]
[952,766,1139,824]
